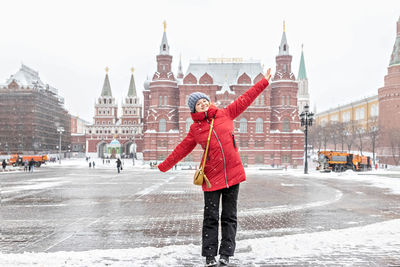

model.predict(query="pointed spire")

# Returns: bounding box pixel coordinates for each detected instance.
[390,17,400,66]
[177,54,184,79]
[101,67,112,97]
[128,67,137,97]
[279,21,289,55]
[298,44,308,80]
[160,20,170,55]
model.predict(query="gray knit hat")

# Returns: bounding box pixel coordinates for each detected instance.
[187,92,210,113]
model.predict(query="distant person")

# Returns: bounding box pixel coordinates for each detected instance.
[29,158,35,172]
[2,159,6,171]
[24,160,28,172]
[116,158,122,173]
[92,161,95,168]
[156,69,271,267]
[89,162,92,168]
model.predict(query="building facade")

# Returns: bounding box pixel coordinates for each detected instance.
[142,25,304,166]
[0,64,71,155]
[70,115,90,154]
[315,95,379,128]
[85,69,143,158]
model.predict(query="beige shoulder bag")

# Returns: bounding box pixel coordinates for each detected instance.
[193,118,214,188]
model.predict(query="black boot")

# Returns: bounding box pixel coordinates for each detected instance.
[205,256,217,267]
[219,254,229,266]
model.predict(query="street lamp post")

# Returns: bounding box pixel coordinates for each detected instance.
[300,105,314,174]
[57,127,64,164]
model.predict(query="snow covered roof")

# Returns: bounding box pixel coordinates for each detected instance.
[185,60,263,85]
[3,64,58,95]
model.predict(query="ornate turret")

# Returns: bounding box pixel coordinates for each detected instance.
[297,45,310,114]
[122,68,142,126]
[154,21,174,81]
[94,67,118,125]
[273,21,295,81]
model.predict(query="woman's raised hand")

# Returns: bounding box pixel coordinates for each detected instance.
[265,68,271,81]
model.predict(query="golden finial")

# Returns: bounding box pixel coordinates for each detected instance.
[283,20,285,32]
[131,67,134,74]
[105,67,109,73]
[163,20,167,32]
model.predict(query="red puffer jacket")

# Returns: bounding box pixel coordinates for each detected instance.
[158,78,269,191]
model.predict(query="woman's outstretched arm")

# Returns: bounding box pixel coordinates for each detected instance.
[158,130,197,172]
[226,68,271,119]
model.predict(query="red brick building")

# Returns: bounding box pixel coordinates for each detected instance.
[378,16,400,165]
[143,25,304,166]
[86,68,143,158]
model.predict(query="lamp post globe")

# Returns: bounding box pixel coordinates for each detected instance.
[57,127,64,164]
[300,105,314,174]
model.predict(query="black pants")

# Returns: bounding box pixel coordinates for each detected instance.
[202,184,239,257]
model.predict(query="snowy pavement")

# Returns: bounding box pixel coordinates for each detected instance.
[1,159,400,266]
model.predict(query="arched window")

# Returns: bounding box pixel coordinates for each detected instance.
[185,118,193,133]
[240,118,247,133]
[256,118,263,133]
[164,96,167,106]
[282,96,285,106]
[159,96,162,106]
[286,96,290,106]
[261,95,264,105]
[159,119,166,132]
[282,118,290,132]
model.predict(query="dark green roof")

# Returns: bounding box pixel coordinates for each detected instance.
[298,49,307,80]
[101,74,112,97]
[127,73,137,97]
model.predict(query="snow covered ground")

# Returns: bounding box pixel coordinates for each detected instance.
[1,219,400,266]
[1,159,399,266]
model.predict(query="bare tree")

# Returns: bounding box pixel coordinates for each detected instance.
[355,125,364,155]
[322,125,329,151]
[328,122,341,151]
[336,122,346,152]
[387,127,400,166]
[309,124,323,152]
[365,116,379,165]
[344,120,357,153]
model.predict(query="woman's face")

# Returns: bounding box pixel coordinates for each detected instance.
[195,98,210,113]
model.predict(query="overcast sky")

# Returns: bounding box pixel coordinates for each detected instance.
[1,0,399,122]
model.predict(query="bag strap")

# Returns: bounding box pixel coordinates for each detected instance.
[201,118,214,170]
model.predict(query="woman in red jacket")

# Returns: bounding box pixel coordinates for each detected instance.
[158,68,271,266]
